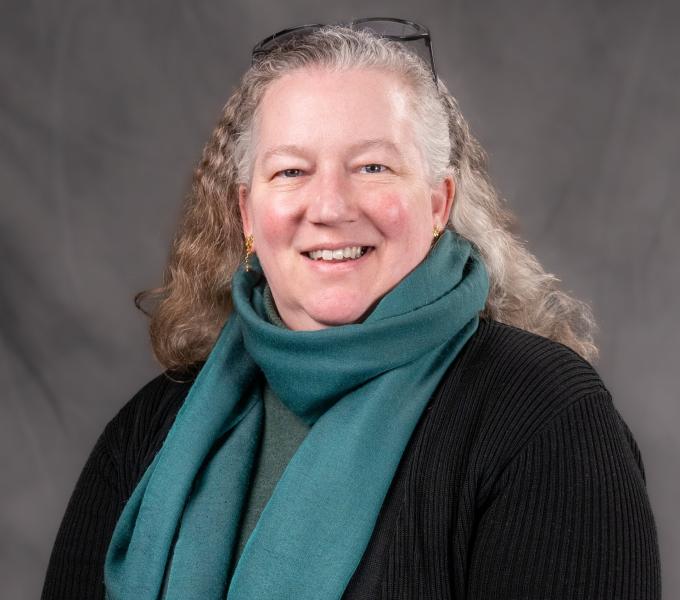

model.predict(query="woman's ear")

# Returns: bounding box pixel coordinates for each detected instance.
[430,175,455,229]
[238,184,252,238]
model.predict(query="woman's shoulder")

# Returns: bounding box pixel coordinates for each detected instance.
[457,317,609,405]
[434,318,617,471]
[116,368,198,419]
[101,368,199,489]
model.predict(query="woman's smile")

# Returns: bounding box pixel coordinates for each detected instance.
[304,245,370,261]
[301,245,374,275]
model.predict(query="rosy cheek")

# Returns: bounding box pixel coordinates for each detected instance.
[369,193,412,234]
[253,199,301,244]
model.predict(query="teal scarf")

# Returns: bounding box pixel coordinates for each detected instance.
[104,230,489,600]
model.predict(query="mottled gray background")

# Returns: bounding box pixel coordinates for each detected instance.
[2,0,678,598]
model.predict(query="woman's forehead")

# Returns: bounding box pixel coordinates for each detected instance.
[262,64,411,102]
[254,67,416,151]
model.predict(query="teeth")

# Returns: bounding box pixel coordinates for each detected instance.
[307,246,368,261]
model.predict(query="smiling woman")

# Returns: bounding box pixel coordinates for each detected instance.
[42,20,660,600]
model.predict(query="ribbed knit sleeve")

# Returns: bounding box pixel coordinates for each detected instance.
[466,390,660,599]
[40,421,121,600]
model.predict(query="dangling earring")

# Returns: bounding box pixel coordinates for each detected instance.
[432,224,442,241]
[244,234,254,272]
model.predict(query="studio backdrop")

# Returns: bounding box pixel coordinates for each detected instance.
[1,1,678,599]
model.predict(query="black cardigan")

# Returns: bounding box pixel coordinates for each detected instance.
[41,319,661,599]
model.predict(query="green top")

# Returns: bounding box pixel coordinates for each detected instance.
[232,286,310,564]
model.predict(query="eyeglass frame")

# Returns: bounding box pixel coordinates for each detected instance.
[250,17,437,83]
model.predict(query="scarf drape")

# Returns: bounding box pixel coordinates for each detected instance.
[104,230,489,600]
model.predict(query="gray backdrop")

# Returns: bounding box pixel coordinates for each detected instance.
[2,1,678,598]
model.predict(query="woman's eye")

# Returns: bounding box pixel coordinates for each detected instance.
[361,164,388,174]
[276,168,303,178]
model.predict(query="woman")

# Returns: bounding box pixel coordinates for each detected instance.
[42,20,660,600]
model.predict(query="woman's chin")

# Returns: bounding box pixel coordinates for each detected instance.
[292,298,378,330]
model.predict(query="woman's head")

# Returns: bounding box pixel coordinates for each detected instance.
[139,24,598,369]
[230,27,458,329]
[239,69,454,329]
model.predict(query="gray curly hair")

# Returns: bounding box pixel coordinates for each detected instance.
[136,25,597,371]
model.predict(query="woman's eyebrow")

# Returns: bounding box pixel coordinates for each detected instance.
[348,138,403,157]
[261,144,309,164]
[260,139,404,165]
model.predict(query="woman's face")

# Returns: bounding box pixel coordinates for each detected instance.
[239,66,454,330]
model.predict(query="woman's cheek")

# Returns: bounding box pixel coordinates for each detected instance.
[369,192,413,235]
[254,198,302,243]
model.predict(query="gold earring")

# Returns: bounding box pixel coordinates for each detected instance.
[244,234,254,272]
[433,224,442,240]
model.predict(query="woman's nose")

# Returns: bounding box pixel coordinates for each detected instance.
[305,170,357,225]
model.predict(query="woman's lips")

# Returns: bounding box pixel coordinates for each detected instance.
[302,246,374,268]
[304,245,371,261]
